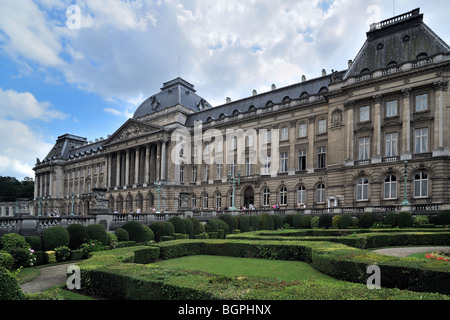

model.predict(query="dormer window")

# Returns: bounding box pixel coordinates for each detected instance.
[360,68,371,74]
[377,43,384,50]
[402,35,411,42]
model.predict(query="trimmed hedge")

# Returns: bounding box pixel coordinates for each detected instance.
[42,226,70,251]
[122,221,153,243]
[134,247,160,264]
[67,224,89,250]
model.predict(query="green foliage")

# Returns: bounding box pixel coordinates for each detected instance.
[189,218,204,236]
[183,218,194,238]
[249,215,259,231]
[1,233,28,251]
[0,267,25,300]
[42,226,70,251]
[292,214,302,228]
[398,211,413,228]
[413,215,429,227]
[299,215,311,229]
[437,210,450,225]
[122,221,153,243]
[239,215,250,233]
[133,247,160,264]
[215,219,230,237]
[55,246,71,262]
[311,216,320,228]
[164,221,175,236]
[26,236,43,251]
[384,212,397,227]
[219,214,236,233]
[0,176,34,201]
[339,214,353,229]
[258,214,274,230]
[168,216,186,234]
[359,212,373,228]
[150,222,166,242]
[66,224,89,250]
[272,214,283,229]
[205,219,218,233]
[114,228,129,242]
[86,224,109,246]
[0,251,14,270]
[332,215,341,228]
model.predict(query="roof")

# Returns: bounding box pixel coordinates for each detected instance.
[132,77,213,119]
[344,8,450,79]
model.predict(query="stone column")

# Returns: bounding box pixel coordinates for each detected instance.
[150,144,156,183]
[144,144,150,186]
[307,116,315,173]
[134,147,140,186]
[401,88,412,159]
[344,101,355,165]
[161,139,167,180]
[125,149,130,188]
[116,151,121,189]
[372,95,382,163]
[434,81,448,150]
[288,120,296,175]
[156,142,161,181]
[107,154,112,188]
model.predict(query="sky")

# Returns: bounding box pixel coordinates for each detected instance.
[0,0,449,181]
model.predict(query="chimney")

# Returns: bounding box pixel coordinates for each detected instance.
[252,89,257,96]
[322,69,326,76]
[348,60,353,68]
[226,97,231,103]
[271,84,276,91]
[302,75,306,82]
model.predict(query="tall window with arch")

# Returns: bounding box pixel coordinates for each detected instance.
[297,186,306,204]
[356,177,369,201]
[414,172,428,198]
[384,175,397,200]
[262,188,270,206]
[316,183,326,203]
[279,186,288,205]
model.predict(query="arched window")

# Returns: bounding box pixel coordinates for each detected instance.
[191,194,196,209]
[202,193,209,209]
[356,178,369,201]
[297,186,306,204]
[262,188,270,206]
[279,187,287,205]
[384,175,397,200]
[316,183,326,203]
[215,192,222,209]
[414,172,428,198]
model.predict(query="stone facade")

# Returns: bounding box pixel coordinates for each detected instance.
[32,9,450,215]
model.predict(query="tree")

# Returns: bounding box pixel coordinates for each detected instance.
[0,176,34,201]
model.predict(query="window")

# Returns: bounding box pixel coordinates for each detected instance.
[246,134,254,147]
[414,172,428,198]
[179,165,184,183]
[415,128,428,153]
[202,193,208,208]
[280,187,287,205]
[297,186,306,204]
[204,165,209,181]
[360,106,370,122]
[192,166,197,183]
[359,137,370,160]
[281,127,289,140]
[216,164,222,180]
[191,194,196,208]
[384,175,397,199]
[215,192,221,209]
[318,119,327,134]
[280,152,288,172]
[262,156,271,175]
[415,93,428,112]
[385,133,398,157]
[298,150,307,171]
[298,123,307,137]
[265,130,271,143]
[356,177,369,201]
[386,100,398,117]
[230,160,236,177]
[316,183,326,203]
[263,188,270,206]
[246,158,252,176]
[317,147,327,168]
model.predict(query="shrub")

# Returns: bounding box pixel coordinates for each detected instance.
[437,210,450,226]
[339,214,353,229]
[87,224,109,246]
[398,211,413,228]
[45,251,57,264]
[351,217,359,227]
[413,215,429,228]
[205,219,218,233]
[134,247,160,264]
[259,214,275,230]
[299,215,311,229]
[384,212,397,227]
[7,247,31,269]
[249,215,259,231]
[183,219,194,238]
[219,214,236,233]
[55,246,71,262]
[189,218,203,236]
[332,215,341,228]
[150,222,166,242]
[66,224,89,250]
[239,215,250,233]
[26,236,43,252]
[0,251,14,270]
[284,214,294,227]
[43,226,70,251]
[292,214,302,228]
[319,214,332,229]
[115,228,129,242]
[164,221,175,236]
[0,267,25,300]
[272,214,283,229]
[122,221,152,243]
[71,249,84,261]
[359,212,373,228]
[107,232,118,248]
[1,233,28,251]
[311,216,320,228]
[216,219,230,236]
[168,217,186,234]
[143,225,154,243]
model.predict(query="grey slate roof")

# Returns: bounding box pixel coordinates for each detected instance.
[344,8,450,79]
[132,77,213,119]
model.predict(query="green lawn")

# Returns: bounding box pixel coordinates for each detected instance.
[154,255,337,282]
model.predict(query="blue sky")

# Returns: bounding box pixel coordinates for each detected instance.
[0,0,449,180]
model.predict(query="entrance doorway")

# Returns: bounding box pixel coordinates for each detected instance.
[243,187,254,208]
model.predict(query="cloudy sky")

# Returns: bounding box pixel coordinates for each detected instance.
[0,0,449,180]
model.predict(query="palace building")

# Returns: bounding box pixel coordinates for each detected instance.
[32,8,450,215]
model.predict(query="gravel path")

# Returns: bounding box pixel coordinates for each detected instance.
[20,263,76,294]
[372,246,449,257]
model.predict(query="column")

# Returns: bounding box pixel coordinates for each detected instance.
[48,170,53,197]
[116,151,121,189]
[344,101,355,165]
[156,142,161,181]
[307,116,315,173]
[161,139,167,180]
[144,145,150,186]
[34,173,39,199]
[401,88,412,159]
[288,120,296,175]
[125,149,130,188]
[134,147,140,186]
[372,95,382,163]
[434,81,448,151]
[107,154,112,188]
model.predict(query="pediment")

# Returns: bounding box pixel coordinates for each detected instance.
[103,119,165,146]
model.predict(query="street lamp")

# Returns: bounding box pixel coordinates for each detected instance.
[37,197,42,216]
[227,171,241,211]
[154,181,165,212]
[401,160,410,206]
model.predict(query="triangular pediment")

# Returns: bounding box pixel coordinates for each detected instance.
[103,119,165,146]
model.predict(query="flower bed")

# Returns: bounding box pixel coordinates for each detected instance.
[425,250,450,262]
